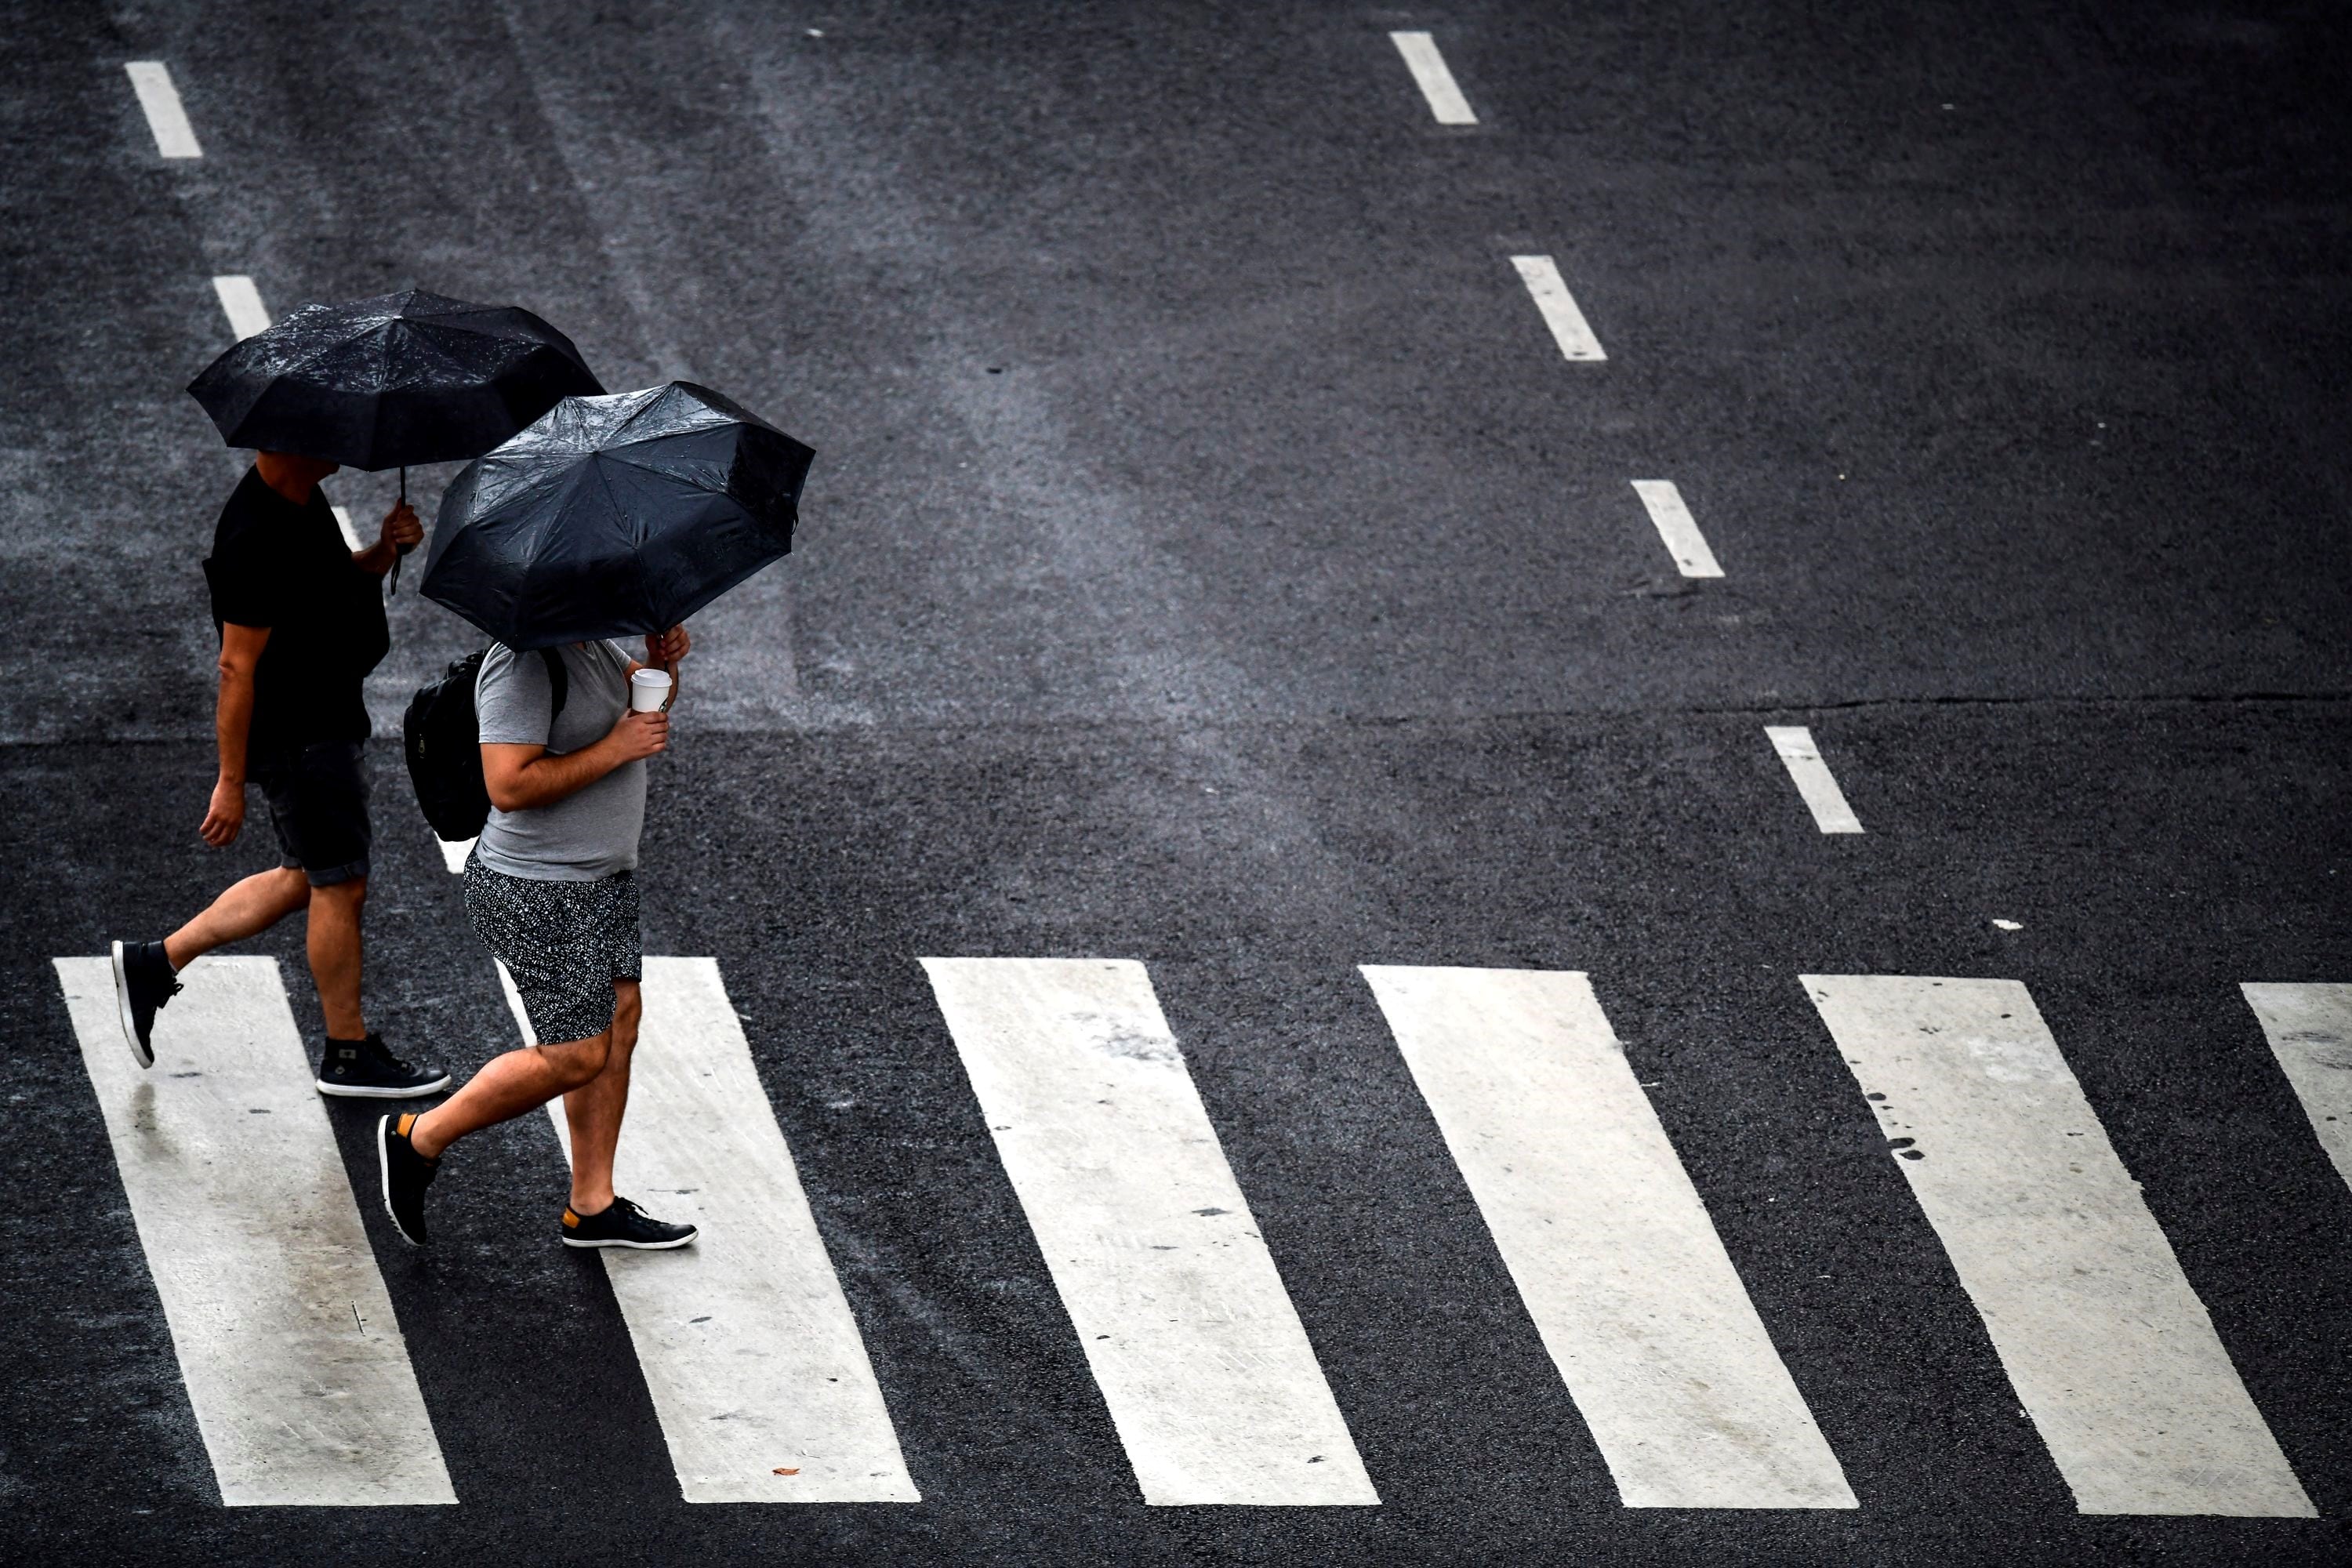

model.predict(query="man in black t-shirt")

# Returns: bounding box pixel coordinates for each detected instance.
[107,451,450,1099]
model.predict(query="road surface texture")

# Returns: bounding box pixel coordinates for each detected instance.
[3,1,2348,1563]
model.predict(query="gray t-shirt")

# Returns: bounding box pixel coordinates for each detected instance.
[474,640,645,880]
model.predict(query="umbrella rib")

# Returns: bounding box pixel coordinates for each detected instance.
[588,454,662,633]
[269,315,368,379]
[405,311,523,341]
[602,399,657,445]
[382,319,488,382]
[597,450,735,497]
[365,356,398,471]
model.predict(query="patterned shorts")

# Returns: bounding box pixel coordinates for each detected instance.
[463,856,641,1044]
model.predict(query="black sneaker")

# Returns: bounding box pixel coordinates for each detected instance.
[317,1034,452,1098]
[560,1196,697,1250]
[378,1113,440,1246]
[109,939,180,1069]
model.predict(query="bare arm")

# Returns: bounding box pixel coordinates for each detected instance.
[201,622,269,846]
[482,710,668,814]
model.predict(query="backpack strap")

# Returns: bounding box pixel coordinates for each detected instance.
[536,646,570,727]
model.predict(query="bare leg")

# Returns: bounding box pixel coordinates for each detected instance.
[304,878,368,1039]
[561,981,640,1214]
[408,1030,609,1160]
[164,867,310,971]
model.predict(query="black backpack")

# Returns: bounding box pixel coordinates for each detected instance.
[402,647,568,841]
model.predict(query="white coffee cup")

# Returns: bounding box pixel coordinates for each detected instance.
[630,667,673,712]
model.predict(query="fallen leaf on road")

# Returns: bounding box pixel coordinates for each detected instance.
[772,1467,800,1476]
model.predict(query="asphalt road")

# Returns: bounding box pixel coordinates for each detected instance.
[3,1,2349,1563]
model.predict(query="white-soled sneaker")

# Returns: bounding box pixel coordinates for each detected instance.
[318,1033,452,1098]
[561,1196,696,1250]
[109,938,180,1069]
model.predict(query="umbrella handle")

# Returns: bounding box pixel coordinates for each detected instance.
[387,466,414,596]
[660,657,680,713]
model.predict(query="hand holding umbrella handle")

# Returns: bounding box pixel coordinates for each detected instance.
[646,625,688,712]
[387,466,411,597]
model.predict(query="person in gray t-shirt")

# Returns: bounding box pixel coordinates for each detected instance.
[474,640,647,880]
[379,626,701,1253]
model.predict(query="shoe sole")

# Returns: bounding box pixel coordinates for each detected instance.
[111,942,154,1070]
[318,1075,453,1099]
[377,1116,427,1247]
[561,1232,698,1250]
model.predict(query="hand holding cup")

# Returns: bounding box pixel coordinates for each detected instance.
[608,708,669,761]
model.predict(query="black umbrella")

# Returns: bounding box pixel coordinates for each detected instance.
[186,289,604,589]
[419,381,812,652]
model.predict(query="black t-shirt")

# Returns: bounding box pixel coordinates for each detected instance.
[202,468,390,755]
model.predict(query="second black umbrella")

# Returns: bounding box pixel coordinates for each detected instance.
[419,381,812,652]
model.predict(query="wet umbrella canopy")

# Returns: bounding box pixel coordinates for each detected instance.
[419,382,813,652]
[185,289,604,470]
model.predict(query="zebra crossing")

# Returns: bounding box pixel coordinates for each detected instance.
[49,953,2343,1515]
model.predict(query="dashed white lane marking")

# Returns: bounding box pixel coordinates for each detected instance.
[1388,31,1477,125]
[125,61,202,158]
[1363,966,1856,1508]
[1631,480,1724,578]
[437,837,474,874]
[2240,982,2352,1196]
[212,275,270,343]
[1765,726,1863,834]
[923,957,1377,1506]
[330,506,362,552]
[53,956,454,1506]
[1510,256,1606,361]
[1806,975,2315,1517]
[499,958,919,1502]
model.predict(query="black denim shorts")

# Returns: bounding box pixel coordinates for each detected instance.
[251,741,372,887]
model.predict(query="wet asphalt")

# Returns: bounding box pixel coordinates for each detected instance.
[2,1,2349,1563]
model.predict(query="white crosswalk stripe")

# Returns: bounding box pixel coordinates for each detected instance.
[497,957,919,1502]
[1805,975,2314,1516]
[1363,965,1855,1508]
[2241,982,2352,1196]
[53,956,453,1507]
[923,956,1378,1506]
